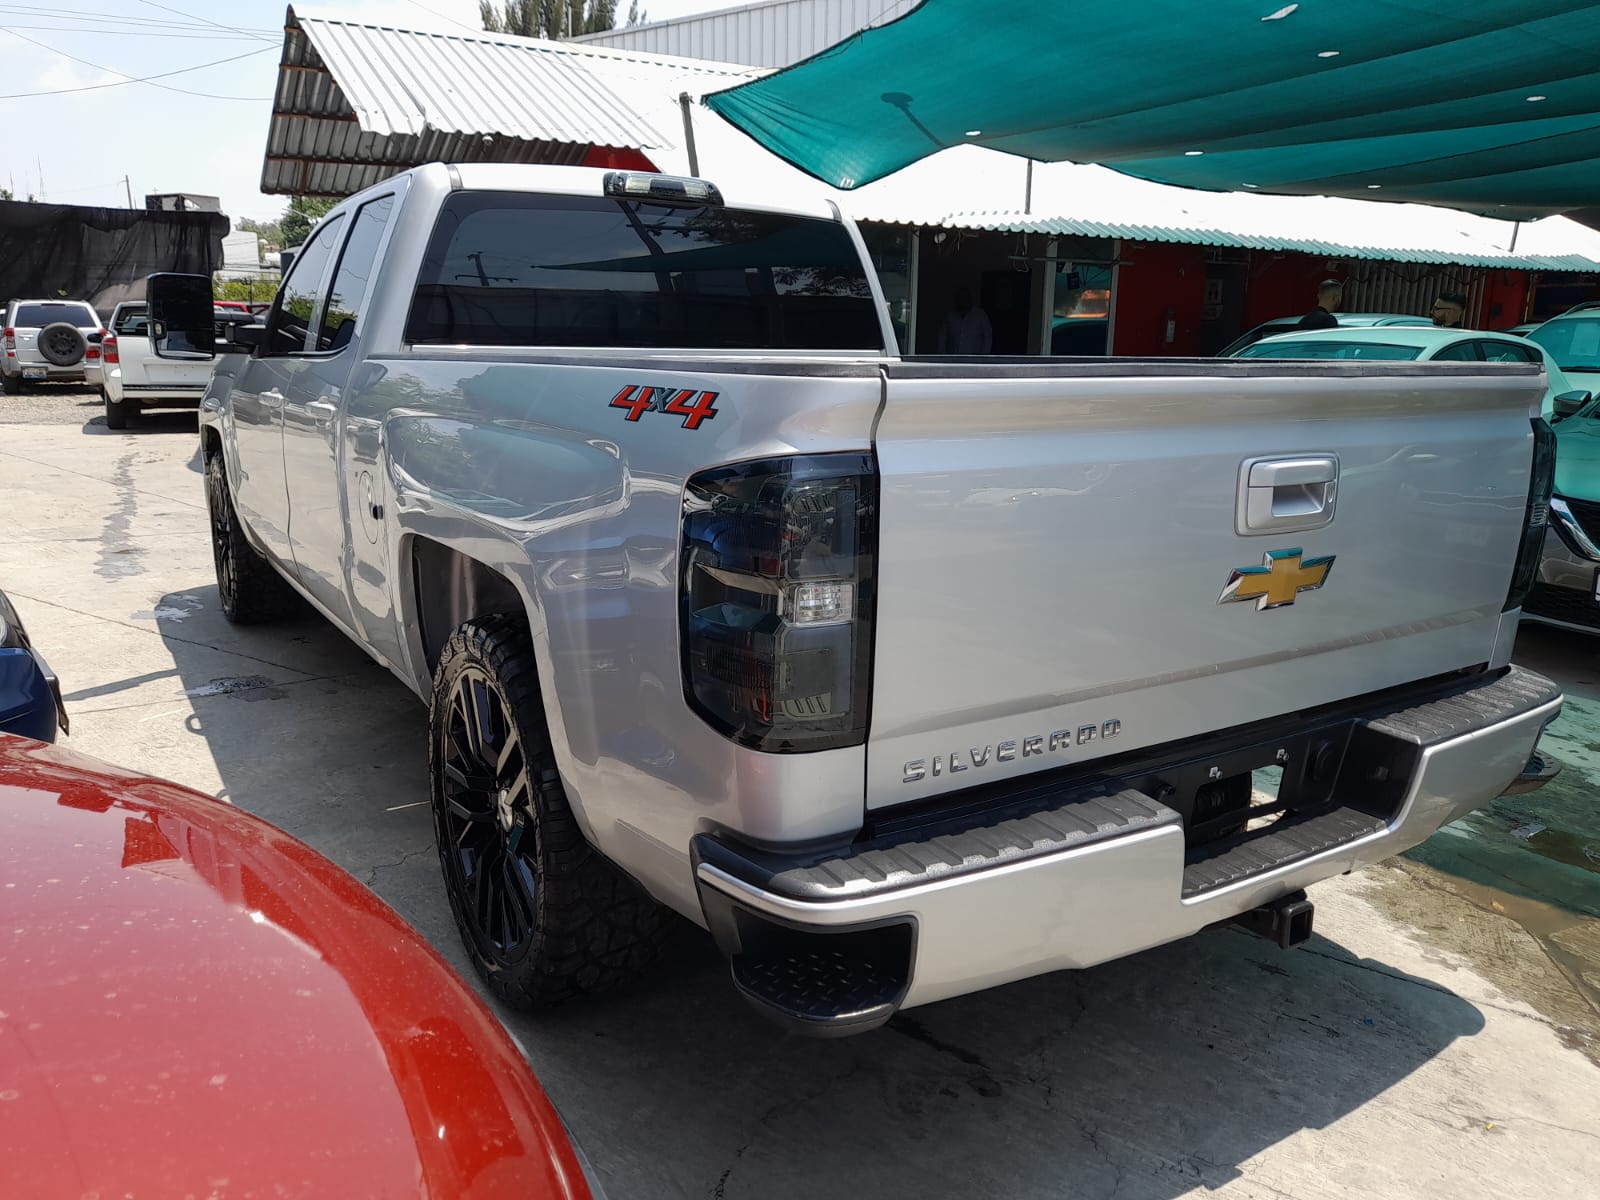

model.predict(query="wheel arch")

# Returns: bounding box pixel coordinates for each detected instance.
[406,535,529,682]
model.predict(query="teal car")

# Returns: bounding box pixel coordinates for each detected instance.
[1525,394,1600,632]
[1235,325,1600,631]
[1234,325,1587,419]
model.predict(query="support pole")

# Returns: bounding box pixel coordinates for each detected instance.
[1025,159,1033,215]
[1508,220,1521,253]
[123,175,133,208]
[679,92,700,177]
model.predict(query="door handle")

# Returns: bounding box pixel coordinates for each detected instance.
[306,397,337,427]
[261,388,285,408]
[1237,455,1338,535]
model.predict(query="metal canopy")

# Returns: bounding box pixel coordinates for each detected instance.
[704,0,1600,218]
[263,5,752,197]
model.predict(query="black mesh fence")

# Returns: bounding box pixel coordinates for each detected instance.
[0,200,227,320]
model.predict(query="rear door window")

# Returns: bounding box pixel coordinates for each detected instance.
[267,214,347,355]
[1431,341,1482,361]
[318,194,394,352]
[1478,340,1540,364]
[406,192,882,351]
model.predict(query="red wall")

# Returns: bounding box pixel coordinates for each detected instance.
[1481,272,1531,330]
[1242,254,1332,328]
[1110,243,1208,356]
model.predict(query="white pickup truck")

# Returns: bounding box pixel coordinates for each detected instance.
[101,301,226,429]
[148,164,1563,1035]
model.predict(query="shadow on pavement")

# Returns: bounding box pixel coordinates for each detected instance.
[82,410,198,438]
[146,587,1490,1199]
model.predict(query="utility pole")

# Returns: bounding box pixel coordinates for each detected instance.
[123,176,133,208]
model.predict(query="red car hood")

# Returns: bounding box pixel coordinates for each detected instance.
[0,735,589,1200]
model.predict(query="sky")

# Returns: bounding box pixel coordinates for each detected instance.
[0,0,736,224]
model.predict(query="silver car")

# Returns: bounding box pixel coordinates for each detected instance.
[1,299,104,393]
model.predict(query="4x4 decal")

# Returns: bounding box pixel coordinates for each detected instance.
[610,385,720,430]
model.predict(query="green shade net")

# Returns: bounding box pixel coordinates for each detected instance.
[703,0,1600,218]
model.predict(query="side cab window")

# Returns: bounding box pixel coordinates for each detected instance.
[264,213,347,355]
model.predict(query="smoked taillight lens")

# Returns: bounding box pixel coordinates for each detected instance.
[681,454,877,752]
[1506,417,1557,612]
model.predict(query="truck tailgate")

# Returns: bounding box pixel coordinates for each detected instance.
[867,359,1543,808]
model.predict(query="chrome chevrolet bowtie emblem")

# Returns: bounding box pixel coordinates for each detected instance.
[1218,548,1335,611]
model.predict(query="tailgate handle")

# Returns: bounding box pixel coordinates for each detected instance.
[1238,455,1338,535]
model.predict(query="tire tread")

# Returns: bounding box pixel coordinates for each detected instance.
[430,614,662,1008]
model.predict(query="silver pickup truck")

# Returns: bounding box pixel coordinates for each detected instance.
[148,164,1563,1036]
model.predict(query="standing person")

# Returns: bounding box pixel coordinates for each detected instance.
[1431,290,1469,328]
[1296,279,1343,329]
[938,286,993,354]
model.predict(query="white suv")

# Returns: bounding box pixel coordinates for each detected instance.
[1,299,103,393]
[101,301,218,428]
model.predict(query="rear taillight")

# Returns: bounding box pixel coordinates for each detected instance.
[681,453,877,752]
[1506,417,1557,612]
[2,328,13,355]
[102,333,118,364]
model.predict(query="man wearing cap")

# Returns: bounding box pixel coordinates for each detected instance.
[1296,279,1343,330]
[1432,291,1469,328]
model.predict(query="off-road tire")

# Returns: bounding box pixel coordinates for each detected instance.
[37,321,86,366]
[204,452,299,624]
[429,614,663,1008]
[103,392,131,429]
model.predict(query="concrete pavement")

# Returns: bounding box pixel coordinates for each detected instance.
[2,408,1597,1200]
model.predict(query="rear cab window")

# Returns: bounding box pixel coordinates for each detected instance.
[405,192,883,351]
[15,302,98,329]
[113,306,149,336]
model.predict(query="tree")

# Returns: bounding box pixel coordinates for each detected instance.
[280,196,337,247]
[626,1,647,24]
[479,0,617,37]
[237,216,283,251]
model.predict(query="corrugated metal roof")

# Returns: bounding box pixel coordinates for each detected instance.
[572,0,919,68]
[264,6,758,197]
[860,209,1600,270]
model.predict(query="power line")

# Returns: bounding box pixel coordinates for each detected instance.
[137,0,277,43]
[0,23,266,40]
[0,33,273,101]
[0,4,275,34]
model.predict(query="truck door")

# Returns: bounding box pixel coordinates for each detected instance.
[229,215,347,567]
[280,193,397,636]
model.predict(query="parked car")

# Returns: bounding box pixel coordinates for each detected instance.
[1216,311,1433,357]
[1,298,103,393]
[1231,325,1588,417]
[148,164,1562,1036]
[1525,302,1600,400]
[0,587,67,742]
[1522,391,1600,632]
[100,300,227,428]
[1502,322,1542,337]
[0,733,599,1199]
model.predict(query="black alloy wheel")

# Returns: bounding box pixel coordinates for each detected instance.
[204,452,298,623]
[428,615,662,1008]
[438,664,539,958]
